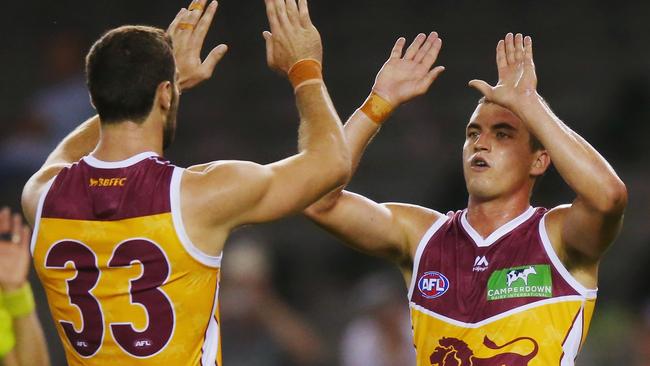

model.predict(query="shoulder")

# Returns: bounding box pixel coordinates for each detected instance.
[381,202,448,258]
[180,160,273,225]
[21,163,70,226]
[185,160,271,185]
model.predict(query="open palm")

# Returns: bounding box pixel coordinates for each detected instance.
[372,32,445,106]
[470,33,538,110]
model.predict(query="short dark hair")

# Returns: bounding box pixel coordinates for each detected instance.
[85,25,175,124]
[477,97,544,152]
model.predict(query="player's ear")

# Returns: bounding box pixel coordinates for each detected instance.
[156,81,173,111]
[530,149,550,177]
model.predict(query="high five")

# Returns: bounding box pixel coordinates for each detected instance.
[306,33,626,365]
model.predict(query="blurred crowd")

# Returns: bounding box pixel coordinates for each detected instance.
[1,0,648,365]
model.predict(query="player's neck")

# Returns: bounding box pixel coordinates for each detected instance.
[92,116,164,162]
[466,190,532,239]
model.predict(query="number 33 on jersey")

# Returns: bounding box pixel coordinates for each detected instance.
[31,153,223,366]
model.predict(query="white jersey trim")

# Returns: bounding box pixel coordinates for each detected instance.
[201,281,220,366]
[461,206,535,247]
[410,295,587,328]
[83,151,158,169]
[170,167,222,268]
[538,212,598,299]
[560,303,584,366]
[30,177,56,255]
[407,214,450,300]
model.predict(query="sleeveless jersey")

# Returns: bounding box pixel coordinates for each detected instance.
[409,206,597,366]
[31,152,223,366]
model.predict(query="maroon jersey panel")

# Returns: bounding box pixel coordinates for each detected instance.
[409,207,580,323]
[42,155,174,221]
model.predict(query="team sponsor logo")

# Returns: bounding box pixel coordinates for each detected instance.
[487,264,552,300]
[89,177,127,187]
[473,256,489,272]
[429,335,539,365]
[418,271,450,299]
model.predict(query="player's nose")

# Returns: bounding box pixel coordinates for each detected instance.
[473,134,491,152]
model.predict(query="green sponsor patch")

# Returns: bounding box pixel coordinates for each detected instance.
[487,264,552,301]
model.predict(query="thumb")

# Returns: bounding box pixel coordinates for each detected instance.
[468,79,493,98]
[418,66,445,93]
[262,31,274,67]
[202,44,229,78]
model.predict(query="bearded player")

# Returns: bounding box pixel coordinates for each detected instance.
[21,0,350,365]
[305,32,626,365]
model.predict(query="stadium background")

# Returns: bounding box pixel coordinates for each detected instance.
[0,0,648,364]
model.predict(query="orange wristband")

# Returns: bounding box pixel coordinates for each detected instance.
[360,92,394,124]
[288,59,323,91]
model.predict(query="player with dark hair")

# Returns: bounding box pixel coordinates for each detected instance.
[306,33,627,365]
[21,0,349,365]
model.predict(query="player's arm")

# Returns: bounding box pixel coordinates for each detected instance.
[21,0,227,225]
[0,208,50,366]
[310,191,443,263]
[469,34,627,264]
[183,0,349,230]
[308,33,444,212]
[303,34,445,260]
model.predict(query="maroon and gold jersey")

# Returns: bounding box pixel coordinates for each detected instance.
[31,152,222,366]
[409,207,596,366]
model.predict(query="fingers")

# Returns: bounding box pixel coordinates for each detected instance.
[298,0,312,27]
[11,214,22,244]
[264,0,281,33]
[468,79,493,98]
[417,66,445,94]
[201,44,229,78]
[389,37,406,59]
[20,225,30,249]
[421,37,443,70]
[514,33,524,63]
[496,39,507,70]
[0,207,9,234]
[263,31,275,67]
[505,33,515,65]
[524,35,534,67]
[188,0,209,19]
[404,33,426,61]
[192,1,219,49]
[414,32,438,63]
[167,8,186,35]
[273,0,291,29]
[285,0,300,26]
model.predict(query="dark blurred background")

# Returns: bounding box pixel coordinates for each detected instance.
[1,0,649,365]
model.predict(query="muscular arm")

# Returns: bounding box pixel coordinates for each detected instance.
[309,191,441,264]
[517,100,626,260]
[470,34,627,266]
[304,33,445,260]
[180,0,349,252]
[185,81,349,229]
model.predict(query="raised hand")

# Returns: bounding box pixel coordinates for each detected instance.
[262,0,322,75]
[372,32,445,106]
[469,33,538,110]
[167,0,228,91]
[0,207,31,291]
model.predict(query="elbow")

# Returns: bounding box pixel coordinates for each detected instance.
[322,139,351,188]
[595,178,628,215]
[331,156,351,188]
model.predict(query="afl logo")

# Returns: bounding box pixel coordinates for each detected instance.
[418,271,450,299]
